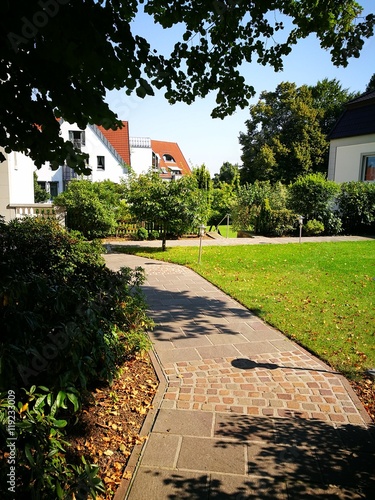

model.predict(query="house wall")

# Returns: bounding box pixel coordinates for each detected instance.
[36,122,129,194]
[0,149,35,221]
[130,138,153,176]
[0,148,12,221]
[328,134,375,182]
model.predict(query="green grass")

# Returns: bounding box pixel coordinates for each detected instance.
[216,225,238,238]
[114,241,375,379]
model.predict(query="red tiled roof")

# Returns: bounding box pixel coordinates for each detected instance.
[97,121,131,165]
[151,140,191,176]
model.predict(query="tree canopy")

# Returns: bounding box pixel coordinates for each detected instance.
[1,1,374,171]
[239,80,356,184]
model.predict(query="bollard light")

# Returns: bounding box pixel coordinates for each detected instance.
[297,215,304,243]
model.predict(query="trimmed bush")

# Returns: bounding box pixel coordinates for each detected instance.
[288,173,340,234]
[304,219,325,236]
[337,181,375,234]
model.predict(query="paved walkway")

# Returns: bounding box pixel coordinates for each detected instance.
[104,246,375,499]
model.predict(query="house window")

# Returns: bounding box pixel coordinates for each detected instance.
[152,152,159,169]
[49,182,58,198]
[68,130,86,150]
[37,181,46,191]
[97,156,105,170]
[163,154,176,162]
[363,154,375,181]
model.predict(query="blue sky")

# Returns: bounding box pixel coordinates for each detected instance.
[106,1,375,175]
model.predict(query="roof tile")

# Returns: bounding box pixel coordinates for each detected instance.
[151,140,191,176]
[97,121,130,165]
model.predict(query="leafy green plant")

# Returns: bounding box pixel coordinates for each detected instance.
[0,386,105,499]
[54,180,118,238]
[136,227,149,241]
[337,181,375,234]
[288,173,340,234]
[304,219,325,235]
[148,230,160,240]
[0,218,153,497]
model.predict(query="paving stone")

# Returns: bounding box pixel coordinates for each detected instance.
[247,442,323,483]
[127,468,210,500]
[152,409,213,437]
[177,437,246,474]
[206,333,247,345]
[196,345,241,359]
[141,433,181,467]
[157,348,201,364]
[172,336,213,348]
[214,413,276,442]
[235,341,281,356]
[286,481,365,499]
[209,474,288,499]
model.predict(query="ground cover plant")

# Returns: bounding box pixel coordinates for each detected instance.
[114,242,375,380]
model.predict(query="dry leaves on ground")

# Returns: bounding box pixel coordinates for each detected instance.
[66,354,158,499]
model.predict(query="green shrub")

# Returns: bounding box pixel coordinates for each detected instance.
[0,218,153,497]
[148,230,160,240]
[336,181,375,234]
[0,386,105,499]
[136,227,149,240]
[304,219,325,235]
[288,173,339,233]
[54,180,117,238]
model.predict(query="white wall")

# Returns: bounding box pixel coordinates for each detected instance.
[129,137,153,176]
[0,149,35,221]
[36,122,129,191]
[8,152,35,204]
[0,148,12,221]
[328,134,375,182]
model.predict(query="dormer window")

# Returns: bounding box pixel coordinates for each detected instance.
[163,154,176,162]
[68,130,85,150]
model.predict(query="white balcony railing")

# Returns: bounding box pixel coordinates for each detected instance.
[7,204,66,225]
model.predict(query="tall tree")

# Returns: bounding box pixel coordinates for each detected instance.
[309,78,358,136]
[1,1,374,171]
[239,82,328,184]
[366,73,375,92]
[213,162,240,189]
[126,173,203,250]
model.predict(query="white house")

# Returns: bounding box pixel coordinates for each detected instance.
[35,120,131,197]
[0,120,192,221]
[130,137,191,179]
[328,90,375,183]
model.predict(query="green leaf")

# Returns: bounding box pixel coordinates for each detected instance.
[56,481,64,499]
[67,392,80,413]
[53,419,67,428]
[25,445,35,466]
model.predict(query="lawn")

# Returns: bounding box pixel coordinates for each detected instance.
[216,224,237,238]
[114,241,375,380]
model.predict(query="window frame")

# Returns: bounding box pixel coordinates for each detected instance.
[361,153,375,182]
[97,155,105,170]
